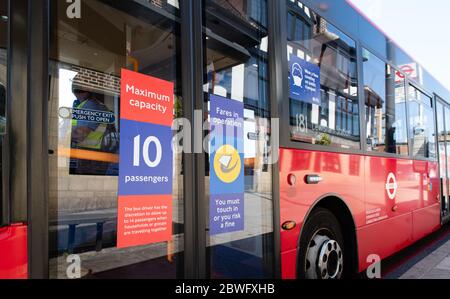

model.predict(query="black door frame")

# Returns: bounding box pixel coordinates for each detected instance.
[22,0,282,279]
[180,0,206,279]
[7,0,28,226]
[268,0,283,279]
[436,95,450,224]
[27,0,49,279]
[3,0,49,278]
[0,0,11,227]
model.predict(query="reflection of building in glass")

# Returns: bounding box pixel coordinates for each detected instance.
[408,85,436,158]
[363,48,410,156]
[364,85,384,147]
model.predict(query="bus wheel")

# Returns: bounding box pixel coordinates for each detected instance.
[298,208,344,279]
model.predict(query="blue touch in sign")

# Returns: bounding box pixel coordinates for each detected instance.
[289,54,321,105]
[209,94,245,236]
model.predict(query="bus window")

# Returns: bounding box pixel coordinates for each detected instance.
[408,85,436,159]
[363,49,408,155]
[287,1,360,149]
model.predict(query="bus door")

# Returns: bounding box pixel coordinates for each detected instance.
[408,84,440,240]
[46,0,185,279]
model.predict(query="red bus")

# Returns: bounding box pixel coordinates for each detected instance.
[0,0,449,279]
[279,0,450,279]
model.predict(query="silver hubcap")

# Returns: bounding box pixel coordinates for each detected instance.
[305,233,344,279]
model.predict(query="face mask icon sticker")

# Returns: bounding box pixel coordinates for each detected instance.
[289,54,321,105]
[292,63,304,87]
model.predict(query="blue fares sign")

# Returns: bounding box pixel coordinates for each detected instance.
[289,54,321,105]
[209,94,244,235]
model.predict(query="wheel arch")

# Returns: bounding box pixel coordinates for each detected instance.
[296,193,359,278]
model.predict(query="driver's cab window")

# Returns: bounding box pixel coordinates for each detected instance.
[48,0,184,279]
[408,85,436,159]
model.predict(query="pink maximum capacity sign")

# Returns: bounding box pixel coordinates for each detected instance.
[117,69,174,249]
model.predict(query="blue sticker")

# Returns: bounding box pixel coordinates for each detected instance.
[289,54,321,105]
[209,94,245,235]
[118,119,173,196]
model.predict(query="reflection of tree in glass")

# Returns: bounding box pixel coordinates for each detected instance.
[316,133,331,146]
[174,95,183,119]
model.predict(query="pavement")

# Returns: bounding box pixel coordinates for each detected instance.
[400,240,450,279]
[384,225,450,279]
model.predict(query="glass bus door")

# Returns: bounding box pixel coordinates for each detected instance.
[202,0,275,279]
[48,0,184,278]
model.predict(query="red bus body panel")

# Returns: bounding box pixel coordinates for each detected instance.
[0,224,28,279]
[279,148,441,279]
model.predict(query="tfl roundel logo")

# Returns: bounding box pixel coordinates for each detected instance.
[385,172,398,200]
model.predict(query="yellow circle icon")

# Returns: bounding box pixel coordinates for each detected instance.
[213,144,241,184]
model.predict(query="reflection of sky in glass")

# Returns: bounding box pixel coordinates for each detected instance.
[59,68,78,109]
[58,69,78,138]
[326,22,355,48]
[363,50,385,102]
[349,0,450,91]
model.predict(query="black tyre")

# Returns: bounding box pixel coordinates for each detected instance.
[297,208,345,279]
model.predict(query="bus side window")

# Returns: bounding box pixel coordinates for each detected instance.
[287,5,360,150]
[363,49,409,156]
